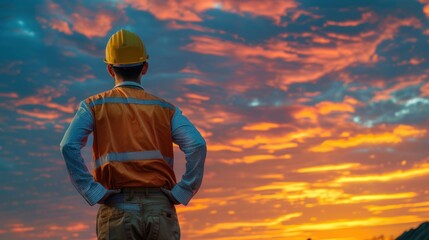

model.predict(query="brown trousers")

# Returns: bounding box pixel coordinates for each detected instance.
[96,188,180,240]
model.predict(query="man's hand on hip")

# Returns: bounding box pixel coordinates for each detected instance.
[161,188,180,205]
[97,189,121,204]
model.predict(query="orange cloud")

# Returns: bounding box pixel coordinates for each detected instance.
[200,215,424,239]
[231,127,331,153]
[348,192,417,202]
[249,178,419,207]
[259,142,298,152]
[221,154,291,164]
[242,122,280,131]
[293,97,359,123]
[194,212,302,235]
[309,125,427,152]
[285,215,423,232]
[233,128,331,148]
[366,201,429,214]
[252,182,308,192]
[296,163,361,173]
[336,163,429,183]
[257,174,285,180]
[208,144,242,152]
[423,4,429,18]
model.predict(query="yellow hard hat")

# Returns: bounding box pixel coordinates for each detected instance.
[104,29,148,66]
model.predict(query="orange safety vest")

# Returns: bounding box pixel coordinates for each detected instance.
[85,85,176,190]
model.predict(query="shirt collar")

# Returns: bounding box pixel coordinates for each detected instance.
[114,81,144,89]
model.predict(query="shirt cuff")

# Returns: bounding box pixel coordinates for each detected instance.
[84,183,108,206]
[171,184,194,206]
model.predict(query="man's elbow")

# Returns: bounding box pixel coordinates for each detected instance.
[59,142,69,156]
[59,141,78,156]
[196,137,206,149]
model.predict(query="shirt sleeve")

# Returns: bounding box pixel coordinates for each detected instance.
[60,101,107,206]
[170,107,207,206]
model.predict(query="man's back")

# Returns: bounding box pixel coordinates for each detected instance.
[86,84,177,190]
[60,29,206,240]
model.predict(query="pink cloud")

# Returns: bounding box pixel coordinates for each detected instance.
[371,75,426,102]
[8,86,75,115]
[167,21,226,34]
[14,96,75,114]
[123,0,207,21]
[423,4,429,18]
[49,19,72,35]
[16,109,62,120]
[221,0,298,25]
[183,35,298,62]
[0,61,23,75]
[49,222,89,232]
[0,92,19,98]
[421,82,429,96]
[70,11,115,38]
[183,17,422,89]
[42,0,118,38]
[324,12,375,27]
[180,65,203,75]
[185,93,210,101]
[8,224,35,233]
[124,0,298,24]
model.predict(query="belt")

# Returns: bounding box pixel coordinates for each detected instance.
[103,187,165,211]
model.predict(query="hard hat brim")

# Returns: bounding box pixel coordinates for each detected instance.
[105,61,146,67]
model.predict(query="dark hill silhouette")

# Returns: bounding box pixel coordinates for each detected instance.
[396,222,429,240]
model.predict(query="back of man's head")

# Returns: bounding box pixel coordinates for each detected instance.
[111,64,145,80]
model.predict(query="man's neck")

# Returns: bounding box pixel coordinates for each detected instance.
[114,79,141,86]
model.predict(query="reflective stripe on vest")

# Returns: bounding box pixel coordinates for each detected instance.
[95,150,174,168]
[88,97,175,110]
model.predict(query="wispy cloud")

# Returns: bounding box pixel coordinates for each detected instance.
[310,125,426,152]
[336,163,429,183]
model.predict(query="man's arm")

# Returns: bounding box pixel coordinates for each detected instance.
[60,101,107,206]
[170,107,207,206]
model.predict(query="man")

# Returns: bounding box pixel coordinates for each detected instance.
[60,29,207,240]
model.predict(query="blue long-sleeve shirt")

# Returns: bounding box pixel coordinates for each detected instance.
[60,81,207,206]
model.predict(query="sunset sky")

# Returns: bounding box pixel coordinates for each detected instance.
[1,0,429,239]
